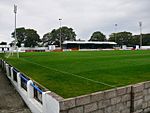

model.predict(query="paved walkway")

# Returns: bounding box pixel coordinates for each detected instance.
[0,69,31,113]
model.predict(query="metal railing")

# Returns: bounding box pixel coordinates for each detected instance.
[8,65,12,77]
[0,60,2,66]
[20,73,29,91]
[2,61,6,72]
[0,60,61,113]
[31,83,43,104]
[1,60,44,105]
[12,68,18,82]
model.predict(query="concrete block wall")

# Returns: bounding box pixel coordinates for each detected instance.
[59,86,131,113]
[131,82,150,113]
[59,82,150,113]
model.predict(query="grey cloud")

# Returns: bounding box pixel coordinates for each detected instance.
[0,0,150,42]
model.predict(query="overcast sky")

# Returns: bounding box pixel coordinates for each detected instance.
[0,0,150,43]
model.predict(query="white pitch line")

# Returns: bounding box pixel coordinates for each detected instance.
[21,58,116,88]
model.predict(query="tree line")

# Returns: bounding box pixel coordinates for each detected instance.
[10,27,150,47]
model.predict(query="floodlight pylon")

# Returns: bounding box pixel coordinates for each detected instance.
[6,4,19,58]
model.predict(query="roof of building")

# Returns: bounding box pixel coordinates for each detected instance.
[0,45,10,48]
[63,41,117,45]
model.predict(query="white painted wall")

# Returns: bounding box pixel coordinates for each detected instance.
[48,45,56,51]
[43,92,60,113]
[141,46,150,50]
[3,61,60,113]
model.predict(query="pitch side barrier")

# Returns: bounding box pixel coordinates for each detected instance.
[0,59,60,113]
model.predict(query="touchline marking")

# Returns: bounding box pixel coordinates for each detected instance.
[21,58,116,88]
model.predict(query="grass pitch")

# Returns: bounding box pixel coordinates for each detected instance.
[2,50,150,98]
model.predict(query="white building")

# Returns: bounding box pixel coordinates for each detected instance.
[0,45,10,52]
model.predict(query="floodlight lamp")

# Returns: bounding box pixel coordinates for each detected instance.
[14,5,17,13]
[139,22,142,27]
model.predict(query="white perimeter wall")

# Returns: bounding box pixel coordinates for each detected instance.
[1,60,60,113]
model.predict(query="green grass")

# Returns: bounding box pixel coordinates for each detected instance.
[2,50,150,98]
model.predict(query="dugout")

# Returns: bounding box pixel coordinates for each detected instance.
[63,41,117,50]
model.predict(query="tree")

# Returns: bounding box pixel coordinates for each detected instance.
[24,29,41,47]
[142,34,150,45]
[11,28,41,47]
[42,32,51,46]
[0,42,7,45]
[132,35,140,46]
[89,31,106,41]
[132,34,150,46]
[42,26,76,47]
[11,27,26,47]
[42,30,59,46]
[109,31,133,46]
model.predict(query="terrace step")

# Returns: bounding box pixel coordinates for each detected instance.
[0,70,31,113]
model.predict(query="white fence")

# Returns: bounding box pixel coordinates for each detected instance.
[0,60,60,113]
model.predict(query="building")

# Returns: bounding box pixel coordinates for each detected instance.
[62,41,117,50]
[0,45,10,52]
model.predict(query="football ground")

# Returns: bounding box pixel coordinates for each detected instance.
[2,50,150,98]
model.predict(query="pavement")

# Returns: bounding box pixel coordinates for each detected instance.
[0,69,31,113]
